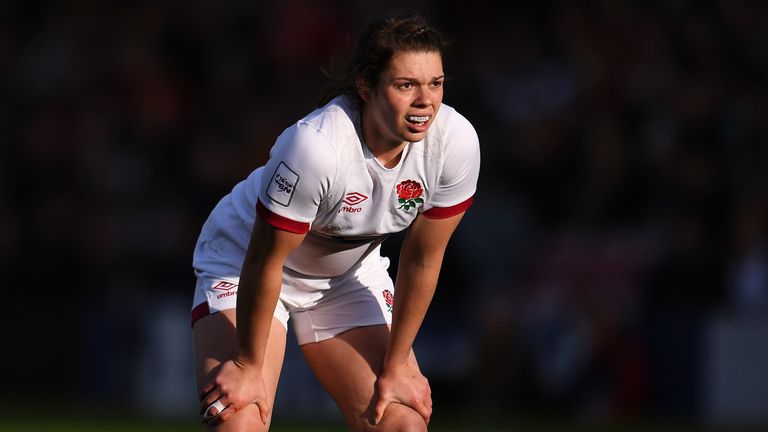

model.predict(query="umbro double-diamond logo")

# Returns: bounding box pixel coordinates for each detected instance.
[339,192,368,213]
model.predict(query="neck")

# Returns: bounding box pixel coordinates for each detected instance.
[360,109,407,169]
[370,143,407,168]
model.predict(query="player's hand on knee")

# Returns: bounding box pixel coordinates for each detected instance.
[372,362,432,425]
[199,359,270,425]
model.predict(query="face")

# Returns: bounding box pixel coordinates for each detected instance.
[360,50,444,149]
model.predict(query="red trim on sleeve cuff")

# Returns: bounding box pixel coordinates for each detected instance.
[256,200,310,234]
[191,302,210,327]
[422,196,474,219]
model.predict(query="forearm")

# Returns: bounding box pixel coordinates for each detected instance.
[232,220,304,368]
[384,213,465,370]
[385,256,443,369]
[234,260,283,368]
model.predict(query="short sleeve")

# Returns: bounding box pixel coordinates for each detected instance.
[257,123,337,233]
[422,112,480,219]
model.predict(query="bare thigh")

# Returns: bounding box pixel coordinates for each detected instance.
[193,309,287,432]
[301,325,427,432]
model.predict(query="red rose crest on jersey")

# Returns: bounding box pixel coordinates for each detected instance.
[396,180,424,211]
[382,289,394,312]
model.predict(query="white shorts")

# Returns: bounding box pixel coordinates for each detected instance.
[191,198,394,345]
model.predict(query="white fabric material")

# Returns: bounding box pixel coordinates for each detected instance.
[192,200,394,343]
[227,95,480,277]
[192,95,479,338]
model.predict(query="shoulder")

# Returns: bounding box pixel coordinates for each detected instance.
[297,96,359,145]
[425,103,480,160]
[267,96,364,185]
[273,97,357,156]
[432,102,478,142]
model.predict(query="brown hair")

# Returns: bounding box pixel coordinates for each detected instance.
[318,10,449,107]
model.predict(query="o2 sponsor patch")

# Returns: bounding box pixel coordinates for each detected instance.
[267,161,299,206]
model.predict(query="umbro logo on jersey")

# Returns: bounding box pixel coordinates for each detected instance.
[339,192,368,214]
[342,192,368,206]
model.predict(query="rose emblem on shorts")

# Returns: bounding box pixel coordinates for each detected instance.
[382,289,394,312]
[396,180,424,211]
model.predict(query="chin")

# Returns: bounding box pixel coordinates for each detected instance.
[403,130,429,142]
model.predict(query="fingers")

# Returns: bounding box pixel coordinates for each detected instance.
[372,398,432,426]
[198,379,221,414]
[200,397,270,426]
[372,397,390,425]
[199,388,225,415]
[200,398,239,425]
[215,402,238,424]
[411,399,432,424]
[199,382,215,401]
[202,399,228,424]
[197,380,232,423]
[252,398,270,425]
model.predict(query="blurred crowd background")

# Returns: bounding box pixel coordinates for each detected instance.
[2,0,767,428]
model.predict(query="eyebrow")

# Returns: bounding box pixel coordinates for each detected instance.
[393,75,445,81]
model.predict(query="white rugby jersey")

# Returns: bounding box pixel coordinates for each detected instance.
[226,95,480,277]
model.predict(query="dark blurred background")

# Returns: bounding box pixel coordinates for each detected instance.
[2,0,767,429]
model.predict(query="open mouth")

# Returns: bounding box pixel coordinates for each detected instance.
[406,115,431,127]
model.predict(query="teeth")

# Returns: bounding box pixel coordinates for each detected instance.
[407,115,429,123]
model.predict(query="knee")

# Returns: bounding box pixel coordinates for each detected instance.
[207,404,271,432]
[384,411,428,432]
[354,403,428,432]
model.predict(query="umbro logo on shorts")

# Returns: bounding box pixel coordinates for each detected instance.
[213,281,238,291]
[213,281,238,300]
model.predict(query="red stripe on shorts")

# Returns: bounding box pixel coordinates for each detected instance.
[191,303,210,327]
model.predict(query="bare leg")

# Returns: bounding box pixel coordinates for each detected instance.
[193,309,287,431]
[301,325,428,432]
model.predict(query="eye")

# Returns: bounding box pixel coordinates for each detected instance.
[431,80,443,88]
[397,82,414,90]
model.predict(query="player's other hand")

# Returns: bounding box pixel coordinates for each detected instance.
[372,361,432,425]
[198,358,270,425]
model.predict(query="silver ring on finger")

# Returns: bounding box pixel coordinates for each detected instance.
[203,399,227,422]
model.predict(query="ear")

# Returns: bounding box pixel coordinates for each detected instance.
[355,77,371,102]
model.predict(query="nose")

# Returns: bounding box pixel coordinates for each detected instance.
[413,85,433,107]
